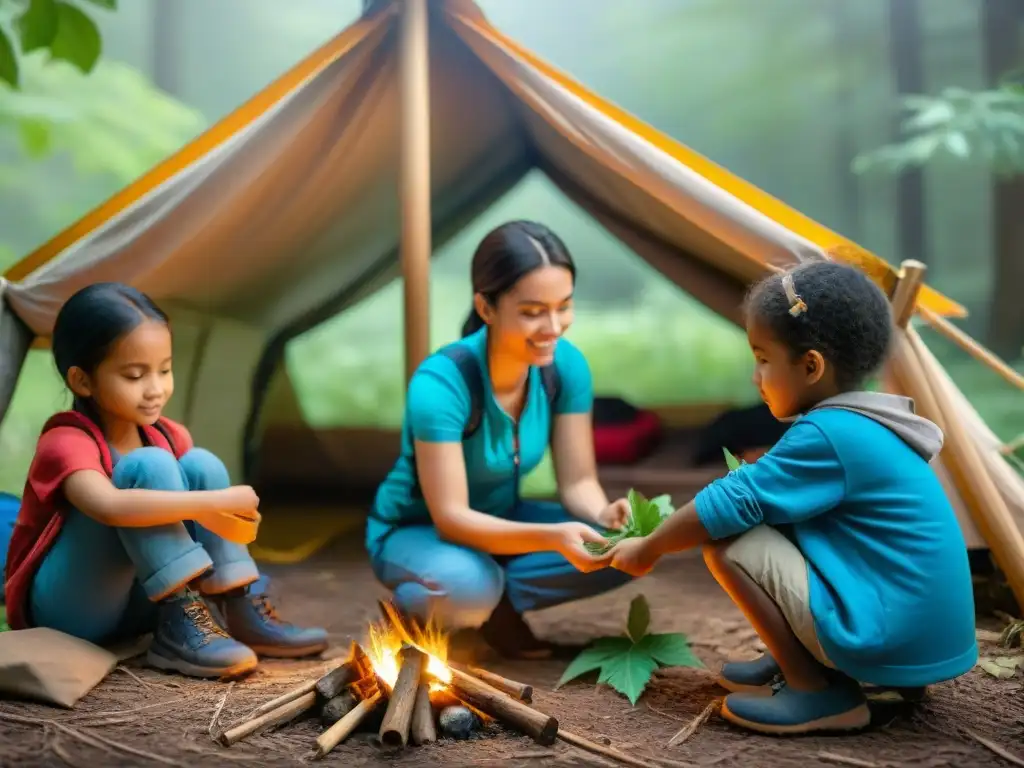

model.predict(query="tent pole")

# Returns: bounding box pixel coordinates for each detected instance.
[889,259,1024,611]
[399,0,432,383]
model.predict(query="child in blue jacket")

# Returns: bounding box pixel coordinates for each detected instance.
[603,261,977,735]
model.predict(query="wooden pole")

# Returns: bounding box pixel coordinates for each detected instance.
[889,260,1024,610]
[217,691,317,746]
[399,0,432,383]
[450,662,533,702]
[313,690,383,760]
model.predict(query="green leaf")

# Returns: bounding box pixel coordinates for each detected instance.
[598,646,659,705]
[649,494,674,519]
[0,604,8,633]
[636,633,704,668]
[723,446,742,471]
[556,637,632,688]
[17,0,59,54]
[49,1,102,74]
[627,594,650,642]
[80,0,117,7]
[18,118,53,157]
[0,29,18,88]
[631,492,661,536]
[944,131,970,158]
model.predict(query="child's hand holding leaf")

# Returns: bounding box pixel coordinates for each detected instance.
[606,536,659,577]
[593,497,630,530]
[554,522,614,573]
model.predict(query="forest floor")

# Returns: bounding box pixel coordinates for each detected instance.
[1,536,1022,768]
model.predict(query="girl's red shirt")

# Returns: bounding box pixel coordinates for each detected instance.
[3,410,193,630]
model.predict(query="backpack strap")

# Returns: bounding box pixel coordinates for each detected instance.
[150,419,178,456]
[436,344,485,440]
[539,361,561,414]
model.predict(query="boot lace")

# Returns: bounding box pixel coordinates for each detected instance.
[184,598,231,646]
[251,593,292,627]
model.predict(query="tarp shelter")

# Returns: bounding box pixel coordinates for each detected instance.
[2,0,1023,602]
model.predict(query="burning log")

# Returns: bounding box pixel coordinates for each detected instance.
[379,645,425,749]
[451,662,533,703]
[448,666,557,745]
[321,692,359,726]
[409,683,437,744]
[316,642,371,701]
[314,689,384,760]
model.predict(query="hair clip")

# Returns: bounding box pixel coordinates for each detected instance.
[782,273,807,317]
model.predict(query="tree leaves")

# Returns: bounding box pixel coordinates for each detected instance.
[0,30,17,88]
[558,595,704,705]
[723,446,744,472]
[18,0,60,55]
[50,2,102,74]
[978,655,1024,679]
[0,0,107,90]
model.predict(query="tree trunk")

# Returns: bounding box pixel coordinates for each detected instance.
[888,0,927,267]
[981,0,1024,360]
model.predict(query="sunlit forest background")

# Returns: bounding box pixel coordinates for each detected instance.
[1,0,1022,494]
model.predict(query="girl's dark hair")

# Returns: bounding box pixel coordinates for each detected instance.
[461,220,576,337]
[745,261,893,389]
[52,282,169,413]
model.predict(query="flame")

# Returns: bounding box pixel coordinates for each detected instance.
[366,614,452,692]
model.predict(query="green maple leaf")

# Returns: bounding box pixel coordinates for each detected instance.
[599,648,659,705]
[558,595,702,705]
[635,633,704,668]
[583,489,674,554]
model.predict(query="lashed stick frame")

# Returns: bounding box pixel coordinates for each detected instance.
[887,259,1024,610]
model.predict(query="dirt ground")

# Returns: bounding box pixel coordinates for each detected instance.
[1,535,1022,768]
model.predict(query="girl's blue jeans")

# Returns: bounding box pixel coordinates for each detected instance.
[29,447,261,645]
[369,501,633,629]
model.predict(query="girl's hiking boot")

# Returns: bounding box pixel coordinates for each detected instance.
[147,588,258,679]
[718,653,783,695]
[209,578,329,658]
[721,672,871,735]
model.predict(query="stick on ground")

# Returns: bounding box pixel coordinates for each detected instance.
[558,728,660,768]
[217,691,317,746]
[818,752,880,768]
[451,662,533,702]
[667,700,718,746]
[449,666,557,745]
[965,729,1024,768]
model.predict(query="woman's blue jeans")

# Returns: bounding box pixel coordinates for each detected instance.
[370,501,632,629]
[29,447,260,645]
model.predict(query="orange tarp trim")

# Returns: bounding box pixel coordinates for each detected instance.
[455,10,966,320]
[4,9,393,284]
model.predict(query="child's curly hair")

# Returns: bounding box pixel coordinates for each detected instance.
[745,260,894,389]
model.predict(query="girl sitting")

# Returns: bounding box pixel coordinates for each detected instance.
[603,261,977,734]
[4,283,327,679]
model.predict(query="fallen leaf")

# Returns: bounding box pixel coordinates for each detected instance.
[979,658,1019,679]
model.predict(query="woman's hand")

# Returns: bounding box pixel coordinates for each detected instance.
[551,522,612,573]
[592,497,631,530]
[605,536,659,577]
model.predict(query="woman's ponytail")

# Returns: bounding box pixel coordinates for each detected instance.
[461,305,485,338]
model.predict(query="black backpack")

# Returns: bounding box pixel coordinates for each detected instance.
[436,343,562,439]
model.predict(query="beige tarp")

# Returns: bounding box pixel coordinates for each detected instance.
[1,0,1017,553]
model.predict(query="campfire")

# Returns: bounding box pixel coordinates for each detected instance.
[215,601,555,760]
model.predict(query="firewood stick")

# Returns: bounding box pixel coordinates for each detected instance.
[315,642,370,701]
[379,646,425,748]
[313,690,383,760]
[450,662,533,702]
[429,686,492,722]
[217,691,317,746]
[558,728,661,768]
[448,666,557,745]
[250,679,318,717]
[410,682,436,744]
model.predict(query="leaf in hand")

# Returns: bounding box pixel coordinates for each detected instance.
[649,494,674,520]
[17,0,59,54]
[626,595,650,643]
[631,492,662,537]
[50,2,102,74]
